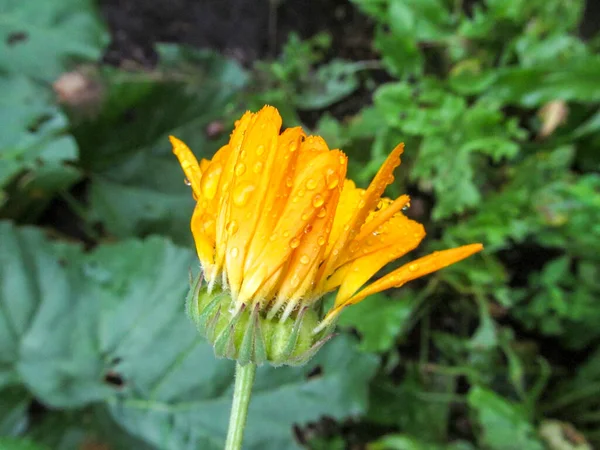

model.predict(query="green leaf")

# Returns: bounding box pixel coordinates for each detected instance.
[368,434,474,450]
[337,292,418,352]
[372,80,524,218]
[0,222,378,449]
[0,388,30,436]
[468,386,544,450]
[0,222,112,405]
[0,0,108,81]
[109,334,378,450]
[73,45,248,244]
[0,76,80,216]
[0,437,49,450]
[295,59,360,111]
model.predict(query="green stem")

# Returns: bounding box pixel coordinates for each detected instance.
[225,362,256,450]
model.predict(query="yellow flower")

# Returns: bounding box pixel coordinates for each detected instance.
[171,106,482,334]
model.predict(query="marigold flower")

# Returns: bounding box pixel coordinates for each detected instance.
[172,105,482,365]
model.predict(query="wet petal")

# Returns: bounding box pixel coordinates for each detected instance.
[320,143,404,280]
[238,149,346,303]
[333,214,425,305]
[222,106,283,297]
[321,243,484,326]
[243,127,304,274]
[170,136,202,198]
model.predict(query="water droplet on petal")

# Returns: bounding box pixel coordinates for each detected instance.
[226,220,238,235]
[326,173,339,189]
[304,224,313,233]
[286,177,294,188]
[232,181,255,206]
[300,255,310,264]
[312,194,324,208]
[305,178,317,190]
[200,164,222,199]
[235,163,246,176]
[253,161,263,173]
[297,189,305,198]
[283,230,290,238]
[256,145,265,155]
[317,236,326,246]
[317,208,327,218]
[184,178,191,186]
[290,238,300,249]
[240,150,247,159]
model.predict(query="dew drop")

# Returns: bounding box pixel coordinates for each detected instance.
[240,150,247,159]
[253,161,263,173]
[297,189,305,198]
[200,164,222,200]
[301,212,309,221]
[317,236,326,246]
[286,177,294,188]
[226,220,238,235]
[184,178,191,186]
[304,224,313,233]
[312,194,324,208]
[300,255,310,264]
[326,173,339,189]
[235,163,246,176]
[305,178,317,190]
[283,230,290,238]
[290,238,300,249]
[232,181,256,206]
[316,208,327,218]
[256,145,265,155]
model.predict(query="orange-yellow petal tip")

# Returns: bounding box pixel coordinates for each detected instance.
[170,135,202,197]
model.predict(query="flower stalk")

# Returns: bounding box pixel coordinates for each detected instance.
[225,362,256,450]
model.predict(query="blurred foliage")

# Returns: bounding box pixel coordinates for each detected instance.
[1,0,600,448]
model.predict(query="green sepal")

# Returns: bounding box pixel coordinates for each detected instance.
[186,272,335,366]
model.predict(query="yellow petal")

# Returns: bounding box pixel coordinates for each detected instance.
[333,214,425,305]
[320,143,404,281]
[222,106,283,297]
[274,168,342,317]
[214,110,256,273]
[321,243,484,326]
[243,127,304,274]
[355,195,410,241]
[190,200,216,267]
[238,149,346,303]
[170,136,202,198]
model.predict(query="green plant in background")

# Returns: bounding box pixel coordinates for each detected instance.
[1,0,600,448]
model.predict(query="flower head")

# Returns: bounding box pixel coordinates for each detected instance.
[172,106,482,363]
